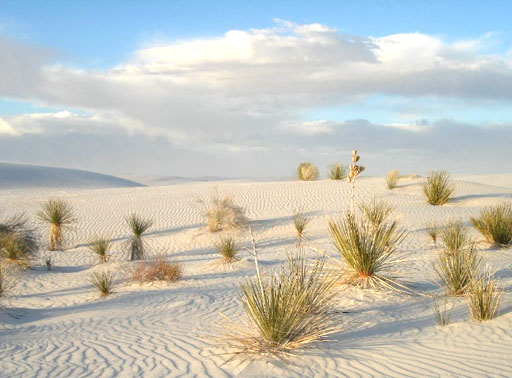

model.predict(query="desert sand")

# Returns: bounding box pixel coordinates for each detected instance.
[0,166,511,377]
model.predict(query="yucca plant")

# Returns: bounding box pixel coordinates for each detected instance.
[126,214,152,261]
[0,233,31,268]
[432,297,453,326]
[0,215,38,268]
[440,220,469,255]
[328,213,407,290]
[215,236,240,263]
[88,237,111,263]
[386,169,399,189]
[467,271,501,322]
[328,163,347,180]
[358,198,395,230]
[471,204,512,247]
[426,221,439,246]
[89,270,115,296]
[296,162,319,181]
[37,199,75,250]
[423,170,455,206]
[434,245,481,296]
[293,209,310,240]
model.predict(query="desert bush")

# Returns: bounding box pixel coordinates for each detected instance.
[37,199,75,250]
[328,163,347,180]
[131,256,182,283]
[471,204,512,247]
[89,270,115,296]
[425,221,439,246]
[467,271,501,322]
[296,162,319,181]
[293,209,310,240]
[386,169,399,189]
[88,237,111,263]
[423,170,455,206]
[215,236,240,263]
[434,244,481,296]
[358,198,395,230]
[440,220,470,255]
[328,213,406,290]
[0,215,38,268]
[126,214,152,261]
[432,297,453,326]
[201,194,248,233]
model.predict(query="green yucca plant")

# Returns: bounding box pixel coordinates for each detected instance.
[426,221,439,246]
[358,198,395,230]
[423,171,455,206]
[467,271,501,322]
[0,215,38,268]
[215,236,240,263]
[386,169,399,189]
[440,220,470,255]
[89,270,115,296]
[88,237,111,263]
[296,162,319,181]
[37,199,75,250]
[293,209,310,240]
[434,245,481,296]
[328,213,407,290]
[126,214,152,261]
[471,204,512,247]
[328,163,347,180]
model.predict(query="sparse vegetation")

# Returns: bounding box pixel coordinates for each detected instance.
[328,163,347,180]
[432,297,453,326]
[88,237,111,263]
[423,170,455,206]
[467,270,501,322]
[0,215,38,268]
[440,220,470,255]
[426,221,439,246]
[0,265,8,297]
[45,255,53,271]
[471,204,512,247]
[296,162,319,181]
[200,193,248,233]
[328,213,406,290]
[386,169,399,189]
[37,199,75,250]
[215,236,240,263]
[126,214,152,261]
[293,209,310,240]
[89,270,115,296]
[358,198,395,230]
[347,150,365,214]
[131,255,182,283]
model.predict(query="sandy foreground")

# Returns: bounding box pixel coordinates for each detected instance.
[1,175,511,377]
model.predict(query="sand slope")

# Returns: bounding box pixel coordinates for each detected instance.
[0,175,511,377]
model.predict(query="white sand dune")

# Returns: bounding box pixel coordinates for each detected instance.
[0,175,511,377]
[0,162,144,190]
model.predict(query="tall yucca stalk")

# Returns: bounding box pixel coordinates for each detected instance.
[471,204,512,247]
[358,198,395,230]
[126,214,152,261]
[440,220,469,255]
[88,237,111,263]
[467,271,501,322]
[347,150,365,215]
[434,245,481,296]
[328,213,406,290]
[37,199,75,250]
[423,170,455,206]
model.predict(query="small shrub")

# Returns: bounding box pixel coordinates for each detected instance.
[467,271,502,322]
[440,220,470,255]
[423,171,455,206]
[0,215,38,268]
[386,170,399,189]
[432,297,453,326]
[37,199,75,250]
[88,237,111,263]
[215,236,240,263]
[328,163,347,180]
[131,256,182,283]
[293,209,310,239]
[201,194,248,233]
[358,198,395,230]
[328,213,406,290]
[126,214,152,261]
[296,162,319,181]
[471,204,512,247]
[425,221,439,246]
[89,270,115,296]
[434,245,481,296]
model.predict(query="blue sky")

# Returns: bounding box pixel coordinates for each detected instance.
[1,1,511,176]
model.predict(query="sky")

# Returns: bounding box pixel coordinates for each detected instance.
[1,0,512,178]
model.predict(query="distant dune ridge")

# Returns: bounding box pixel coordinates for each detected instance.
[0,162,144,189]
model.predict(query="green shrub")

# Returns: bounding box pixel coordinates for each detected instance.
[215,236,240,263]
[126,214,152,261]
[328,163,347,180]
[471,204,512,247]
[440,220,469,255]
[467,271,501,321]
[88,237,111,263]
[423,171,455,206]
[434,245,481,296]
[89,270,115,296]
[358,198,395,230]
[37,199,75,250]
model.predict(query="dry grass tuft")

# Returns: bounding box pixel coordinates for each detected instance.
[386,169,399,189]
[126,213,152,261]
[201,193,248,233]
[423,170,455,206]
[432,297,453,326]
[440,220,470,255]
[88,237,111,263]
[358,198,395,230]
[131,255,183,283]
[293,209,310,240]
[426,221,439,246]
[89,270,115,296]
[296,162,319,181]
[467,270,502,322]
[0,215,38,268]
[328,163,347,180]
[37,199,74,250]
[471,204,512,247]
[215,236,240,263]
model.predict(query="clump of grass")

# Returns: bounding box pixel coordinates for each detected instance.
[0,265,8,297]
[200,193,248,233]
[89,270,115,296]
[37,199,75,250]
[0,215,38,268]
[432,297,453,326]
[471,204,512,248]
[215,236,240,263]
[423,170,455,206]
[328,213,406,290]
[358,198,395,230]
[426,221,439,246]
[296,162,319,181]
[126,214,152,261]
[386,169,399,189]
[467,270,502,322]
[440,220,470,255]
[131,256,183,283]
[293,209,310,240]
[434,244,481,296]
[328,163,347,180]
[88,237,111,263]
[222,251,339,359]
